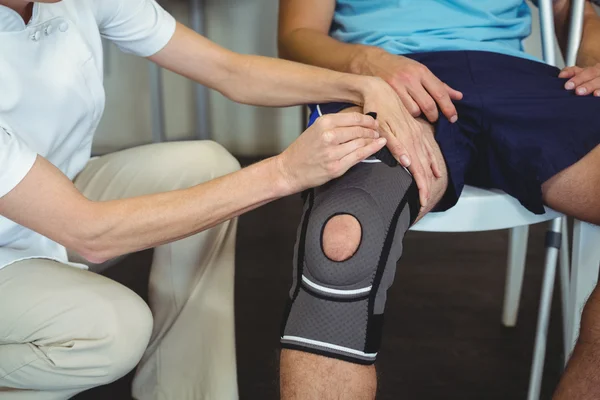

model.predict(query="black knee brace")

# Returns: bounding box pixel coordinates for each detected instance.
[280,151,419,364]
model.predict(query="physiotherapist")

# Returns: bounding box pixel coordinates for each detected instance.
[0,0,431,399]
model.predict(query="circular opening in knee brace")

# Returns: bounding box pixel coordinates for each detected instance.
[321,214,362,262]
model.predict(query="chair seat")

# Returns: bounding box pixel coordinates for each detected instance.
[411,185,562,233]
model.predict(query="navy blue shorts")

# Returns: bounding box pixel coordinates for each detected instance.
[308,51,600,214]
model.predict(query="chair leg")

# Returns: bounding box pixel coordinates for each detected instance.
[566,220,600,359]
[527,218,562,400]
[559,216,571,366]
[503,225,529,327]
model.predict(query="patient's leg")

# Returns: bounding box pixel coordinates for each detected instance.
[545,146,600,399]
[280,108,447,400]
[553,284,600,400]
[542,144,600,225]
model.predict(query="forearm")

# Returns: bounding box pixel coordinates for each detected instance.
[552,0,600,66]
[224,52,375,106]
[553,0,573,54]
[88,157,286,261]
[152,22,379,108]
[577,3,600,66]
[1,156,288,264]
[278,27,381,76]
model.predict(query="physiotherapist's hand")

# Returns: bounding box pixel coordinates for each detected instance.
[361,49,463,123]
[276,112,386,193]
[363,78,441,209]
[560,64,600,96]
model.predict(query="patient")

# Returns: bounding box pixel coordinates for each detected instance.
[277,0,600,398]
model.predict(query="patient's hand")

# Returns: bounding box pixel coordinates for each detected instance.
[359,50,463,123]
[361,78,442,209]
[560,63,600,97]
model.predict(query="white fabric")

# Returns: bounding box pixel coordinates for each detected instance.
[0,0,176,270]
[0,127,37,199]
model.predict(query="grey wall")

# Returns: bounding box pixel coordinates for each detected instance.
[94,0,301,156]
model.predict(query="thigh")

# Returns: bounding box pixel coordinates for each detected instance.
[464,51,600,215]
[0,259,143,345]
[542,144,600,224]
[0,259,152,391]
[74,140,240,201]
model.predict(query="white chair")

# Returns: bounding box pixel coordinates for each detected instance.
[413,1,600,399]
[411,190,565,400]
[412,2,568,398]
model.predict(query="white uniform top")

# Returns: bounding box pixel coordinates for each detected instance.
[0,0,176,270]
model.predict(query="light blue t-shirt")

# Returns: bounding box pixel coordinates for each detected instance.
[330,0,536,61]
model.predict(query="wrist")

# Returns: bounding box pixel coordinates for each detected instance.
[577,50,600,68]
[341,74,378,108]
[356,75,389,109]
[269,154,299,197]
[348,45,388,76]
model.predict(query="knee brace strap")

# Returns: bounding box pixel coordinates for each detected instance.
[281,157,419,364]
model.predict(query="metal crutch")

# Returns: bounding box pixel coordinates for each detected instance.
[527,1,585,398]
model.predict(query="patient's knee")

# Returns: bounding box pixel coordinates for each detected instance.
[322,214,362,262]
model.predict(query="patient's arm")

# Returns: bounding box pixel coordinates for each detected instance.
[576,2,600,67]
[278,0,462,124]
[277,0,370,76]
[549,0,600,66]
[554,2,600,95]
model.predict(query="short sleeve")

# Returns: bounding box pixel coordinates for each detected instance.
[0,127,37,199]
[93,0,177,57]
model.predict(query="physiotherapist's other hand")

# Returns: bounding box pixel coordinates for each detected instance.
[276,112,386,193]
[560,64,600,96]
[363,78,441,209]
[362,50,463,123]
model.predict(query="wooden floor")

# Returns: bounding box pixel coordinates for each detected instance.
[75,159,567,400]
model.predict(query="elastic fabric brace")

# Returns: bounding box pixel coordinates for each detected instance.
[281,154,419,365]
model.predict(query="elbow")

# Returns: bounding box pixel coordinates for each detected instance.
[75,243,113,265]
[220,84,245,104]
[216,52,251,104]
[277,30,296,60]
[219,85,246,105]
[70,235,114,265]
[65,208,117,265]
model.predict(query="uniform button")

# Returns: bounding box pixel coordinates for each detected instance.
[31,31,41,41]
[59,22,69,32]
[45,25,53,35]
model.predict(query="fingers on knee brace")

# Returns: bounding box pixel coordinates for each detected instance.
[281,159,420,365]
